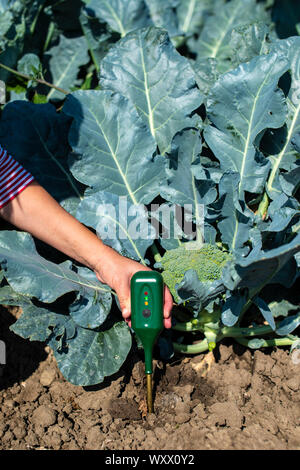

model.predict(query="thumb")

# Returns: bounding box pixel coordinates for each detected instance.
[115,287,131,321]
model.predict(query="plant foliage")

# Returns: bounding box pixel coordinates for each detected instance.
[0,0,299,385]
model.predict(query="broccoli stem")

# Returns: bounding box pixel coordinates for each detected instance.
[257,192,269,219]
[172,322,292,353]
[173,338,210,354]
[221,324,274,338]
[150,242,162,263]
[172,321,203,332]
[235,336,296,348]
[173,334,296,355]
[173,321,274,337]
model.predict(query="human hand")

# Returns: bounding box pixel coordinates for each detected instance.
[93,244,173,329]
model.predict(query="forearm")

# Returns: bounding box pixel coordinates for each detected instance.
[0,181,105,270]
[0,180,173,326]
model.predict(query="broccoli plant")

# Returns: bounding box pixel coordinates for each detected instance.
[158,244,232,304]
[0,0,299,386]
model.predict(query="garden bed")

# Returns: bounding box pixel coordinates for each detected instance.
[1,306,299,450]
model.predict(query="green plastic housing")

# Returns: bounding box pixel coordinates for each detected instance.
[131,271,164,374]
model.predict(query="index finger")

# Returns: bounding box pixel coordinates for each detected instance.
[163,285,173,329]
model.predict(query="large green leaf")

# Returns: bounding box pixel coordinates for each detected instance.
[189,0,270,73]
[264,37,300,199]
[68,267,112,329]
[230,22,273,68]
[77,189,155,263]
[144,0,180,37]
[0,100,82,214]
[45,35,89,100]
[79,7,113,70]
[0,285,31,307]
[0,8,13,44]
[223,232,300,291]
[177,0,213,36]
[0,231,111,303]
[191,57,219,98]
[216,171,255,255]
[63,89,165,205]
[100,27,203,154]
[160,128,217,244]
[10,304,132,386]
[53,321,131,386]
[204,52,289,198]
[83,0,151,37]
[10,304,76,344]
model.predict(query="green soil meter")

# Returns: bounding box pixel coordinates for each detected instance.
[131,271,164,413]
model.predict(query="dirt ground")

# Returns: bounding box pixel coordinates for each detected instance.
[0,305,300,450]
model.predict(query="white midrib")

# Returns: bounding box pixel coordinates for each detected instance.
[232,69,272,251]
[34,257,111,294]
[47,49,79,99]
[182,0,196,33]
[91,111,138,206]
[210,3,241,58]
[89,111,148,265]
[139,39,156,140]
[104,1,126,37]
[191,144,204,244]
[267,102,300,194]
[98,212,145,263]
[239,70,272,197]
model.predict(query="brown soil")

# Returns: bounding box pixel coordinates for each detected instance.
[1,306,300,450]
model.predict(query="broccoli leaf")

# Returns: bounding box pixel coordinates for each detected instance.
[63,90,165,205]
[144,0,180,37]
[69,267,112,329]
[76,189,155,263]
[204,52,288,198]
[221,291,247,327]
[0,100,82,215]
[264,37,300,199]
[100,27,203,154]
[10,304,132,385]
[53,321,132,386]
[160,128,217,244]
[223,232,300,291]
[189,0,270,73]
[253,296,276,330]
[216,171,255,256]
[177,0,214,36]
[83,0,151,37]
[0,231,111,304]
[44,35,90,100]
[0,285,31,307]
[276,312,300,336]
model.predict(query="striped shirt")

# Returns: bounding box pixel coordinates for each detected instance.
[0,144,34,209]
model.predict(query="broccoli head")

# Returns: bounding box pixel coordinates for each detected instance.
[160,243,231,303]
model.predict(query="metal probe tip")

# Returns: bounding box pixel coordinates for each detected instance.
[146,373,153,414]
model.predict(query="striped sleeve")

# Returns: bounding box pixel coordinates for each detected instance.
[0,144,34,209]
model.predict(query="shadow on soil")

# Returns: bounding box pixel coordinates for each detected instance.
[0,306,48,391]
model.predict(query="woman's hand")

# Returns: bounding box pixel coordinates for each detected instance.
[93,244,173,329]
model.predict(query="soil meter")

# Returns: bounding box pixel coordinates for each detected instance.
[131,271,164,413]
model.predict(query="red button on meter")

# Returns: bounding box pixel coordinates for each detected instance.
[144,291,148,295]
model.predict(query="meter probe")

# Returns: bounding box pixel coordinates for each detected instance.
[130,271,164,413]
